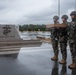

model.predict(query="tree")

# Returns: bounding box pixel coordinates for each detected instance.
[34,27,38,31]
[19,25,24,32]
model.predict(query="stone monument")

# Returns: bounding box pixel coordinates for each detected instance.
[0,24,42,58]
[0,25,22,41]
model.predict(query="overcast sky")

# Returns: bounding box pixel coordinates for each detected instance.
[0,0,75,24]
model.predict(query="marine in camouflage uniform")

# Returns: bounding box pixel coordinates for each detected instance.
[67,11,76,69]
[51,16,59,61]
[59,15,68,64]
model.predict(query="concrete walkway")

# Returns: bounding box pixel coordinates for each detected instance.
[0,43,75,75]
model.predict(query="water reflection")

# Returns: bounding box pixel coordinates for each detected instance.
[20,31,51,40]
[71,69,76,75]
[51,61,68,75]
[51,61,59,75]
[60,64,67,75]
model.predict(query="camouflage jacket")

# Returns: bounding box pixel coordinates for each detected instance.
[59,22,68,43]
[50,22,59,42]
[67,21,76,43]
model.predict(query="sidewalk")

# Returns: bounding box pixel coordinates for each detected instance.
[0,44,75,75]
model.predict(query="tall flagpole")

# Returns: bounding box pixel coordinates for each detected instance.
[58,0,60,22]
[75,0,76,10]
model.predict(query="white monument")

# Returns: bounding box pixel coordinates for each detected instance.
[0,25,22,41]
[0,24,42,46]
[0,24,42,58]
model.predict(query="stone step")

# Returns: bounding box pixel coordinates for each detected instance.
[0,40,42,46]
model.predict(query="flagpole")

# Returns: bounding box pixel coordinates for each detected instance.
[75,0,76,10]
[58,0,60,22]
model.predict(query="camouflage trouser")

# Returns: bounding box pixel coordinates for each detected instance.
[69,43,76,62]
[60,43,67,60]
[52,40,59,56]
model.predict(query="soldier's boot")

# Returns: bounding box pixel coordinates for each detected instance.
[59,59,66,64]
[68,63,74,67]
[51,55,58,61]
[68,59,74,67]
[68,63,76,69]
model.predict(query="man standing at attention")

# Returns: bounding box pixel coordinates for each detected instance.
[68,11,76,69]
[51,16,59,61]
[59,15,68,64]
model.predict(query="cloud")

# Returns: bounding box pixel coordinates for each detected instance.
[0,0,75,24]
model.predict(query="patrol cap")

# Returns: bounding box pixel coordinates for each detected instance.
[61,15,68,20]
[70,11,76,16]
[53,16,59,20]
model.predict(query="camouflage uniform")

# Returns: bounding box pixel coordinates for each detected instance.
[51,16,59,61]
[68,22,76,61]
[59,15,68,64]
[67,11,76,69]
[51,24,59,56]
[59,22,68,60]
